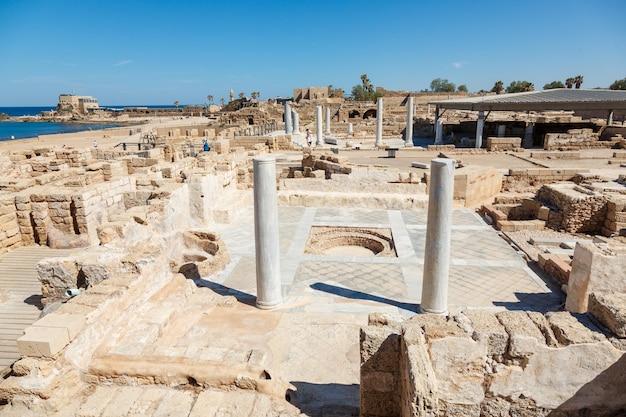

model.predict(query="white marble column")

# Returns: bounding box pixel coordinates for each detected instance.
[316,105,323,146]
[375,97,383,147]
[253,156,282,310]
[292,109,300,134]
[475,111,484,148]
[325,107,331,135]
[434,119,443,145]
[497,124,506,137]
[420,158,455,315]
[608,110,614,126]
[523,122,534,148]
[348,123,353,137]
[284,102,293,134]
[405,97,414,147]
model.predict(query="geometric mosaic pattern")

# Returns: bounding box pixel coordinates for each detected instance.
[294,261,407,301]
[215,205,564,313]
[449,265,559,312]
[407,228,522,261]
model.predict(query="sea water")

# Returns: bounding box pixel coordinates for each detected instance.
[0,105,178,142]
[0,106,121,142]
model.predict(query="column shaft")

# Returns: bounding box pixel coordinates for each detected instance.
[475,111,484,148]
[292,110,300,134]
[375,98,383,147]
[253,157,282,309]
[325,107,331,134]
[405,97,414,146]
[421,158,455,314]
[316,105,323,146]
[284,102,293,134]
[435,120,443,145]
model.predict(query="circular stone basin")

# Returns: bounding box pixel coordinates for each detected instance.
[305,226,396,257]
[323,245,378,256]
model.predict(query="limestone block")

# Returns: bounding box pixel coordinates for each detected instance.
[17,327,69,357]
[310,169,326,179]
[462,310,508,356]
[37,258,80,299]
[409,314,467,341]
[489,341,622,409]
[546,311,606,345]
[31,313,85,340]
[400,324,438,416]
[588,292,626,337]
[360,326,400,372]
[496,311,545,341]
[566,242,626,313]
[428,336,486,405]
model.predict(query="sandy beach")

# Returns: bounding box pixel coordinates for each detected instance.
[0,116,209,152]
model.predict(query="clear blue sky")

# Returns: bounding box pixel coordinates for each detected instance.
[1,0,624,106]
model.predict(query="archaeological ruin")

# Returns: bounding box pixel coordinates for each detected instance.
[0,88,625,416]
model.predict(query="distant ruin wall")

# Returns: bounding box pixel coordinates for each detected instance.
[544,128,620,150]
[536,184,607,233]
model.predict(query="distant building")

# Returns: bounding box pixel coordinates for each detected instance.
[293,87,330,102]
[57,94,99,114]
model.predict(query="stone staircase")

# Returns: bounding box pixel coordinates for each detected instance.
[0,386,302,417]
[0,246,74,375]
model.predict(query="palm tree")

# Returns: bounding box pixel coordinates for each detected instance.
[251,92,258,100]
[565,78,575,89]
[360,74,373,93]
[220,98,225,107]
[207,95,214,105]
[238,92,245,99]
[173,100,179,109]
[574,75,584,89]
[491,81,504,94]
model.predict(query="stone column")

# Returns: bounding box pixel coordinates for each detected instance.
[348,123,353,137]
[475,111,484,148]
[421,158,455,315]
[434,119,443,145]
[405,97,414,147]
[375,97,383,147]
[284,102,293,134]
[325,107,331,135]
[316,105,323,146]
[253,156,282,310]
[523,122,534,148]
[608,110,614,126]
[497,124,506,137]
[292,110,300,134]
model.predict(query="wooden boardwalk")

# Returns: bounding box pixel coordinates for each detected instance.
[0,246,74,376]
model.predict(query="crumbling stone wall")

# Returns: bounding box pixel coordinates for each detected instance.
[0,195,22,255]
[543,128,620,150]
[536,183,608,233]
[360,310,626,417]
[603,196,626,236]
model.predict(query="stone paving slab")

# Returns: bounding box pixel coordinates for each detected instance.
[213,206,562,314]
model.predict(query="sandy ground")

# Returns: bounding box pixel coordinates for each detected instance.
[0,116,210,152]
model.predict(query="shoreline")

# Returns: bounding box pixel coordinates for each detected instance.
[0,116,209,152]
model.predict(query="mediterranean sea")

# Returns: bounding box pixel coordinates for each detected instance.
[0,105,175,142]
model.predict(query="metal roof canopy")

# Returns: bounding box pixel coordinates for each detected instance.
[428,89,626,112]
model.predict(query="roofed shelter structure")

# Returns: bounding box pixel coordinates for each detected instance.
[429,89,626,148]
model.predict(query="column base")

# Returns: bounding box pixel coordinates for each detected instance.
[418,305,448,315]
[256,299,282,310]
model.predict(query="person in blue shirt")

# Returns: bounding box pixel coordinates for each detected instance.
[203,138,210,152]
